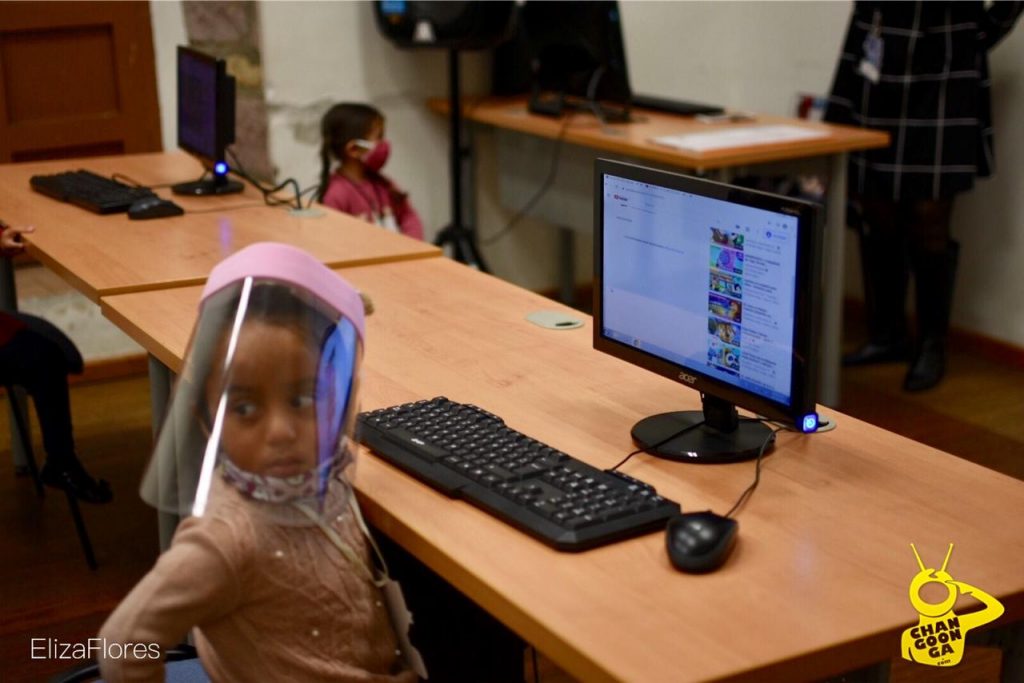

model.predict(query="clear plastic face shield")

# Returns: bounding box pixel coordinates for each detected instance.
[141,244,365,526]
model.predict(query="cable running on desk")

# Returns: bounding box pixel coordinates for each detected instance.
[358,397,680,551]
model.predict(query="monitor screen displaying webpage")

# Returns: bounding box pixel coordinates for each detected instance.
[599,169,807,408]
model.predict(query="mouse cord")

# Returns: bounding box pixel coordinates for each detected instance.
[530,646,540,683]
[606,419,707,472]
[606,410,768,474]
[110,173,177,191]
[723,425,783,519]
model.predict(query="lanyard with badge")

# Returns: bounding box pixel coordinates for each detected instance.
[858,9,884,84]
[344,178,400,233]
[294,498,428,679]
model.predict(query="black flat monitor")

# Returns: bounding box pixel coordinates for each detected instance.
[172,46,243,196]
[594,159,823,464]
[519,1,632,122]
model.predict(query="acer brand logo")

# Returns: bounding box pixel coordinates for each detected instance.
[677,372,697,384]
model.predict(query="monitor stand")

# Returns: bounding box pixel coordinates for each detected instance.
[631,395,774,464]
[172,171,243,196]
[528,89,632,124]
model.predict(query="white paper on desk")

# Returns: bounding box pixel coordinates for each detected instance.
[650,125,829,152]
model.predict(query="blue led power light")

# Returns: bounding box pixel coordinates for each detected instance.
[214,161,229,175]
[801,413,819,433]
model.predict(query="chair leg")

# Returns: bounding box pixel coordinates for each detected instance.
[64,491,98,570]
[5,384,43,497]
[5,383,97,569]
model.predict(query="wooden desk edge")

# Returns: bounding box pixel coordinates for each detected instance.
[46,242,440,304]
[100,298,185,374]
[26,244,102,304]
[355,488,619,683]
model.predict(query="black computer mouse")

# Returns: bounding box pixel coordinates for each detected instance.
[666,511,738,573]
[128,196,184,220]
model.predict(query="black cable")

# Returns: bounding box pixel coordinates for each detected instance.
[479,111,575,246]
[226,147,303,210]
[299,183,322,209]
[110,173,177,191]
[606,419,706,472]
[531,646,540,683]
[723,425,783,519]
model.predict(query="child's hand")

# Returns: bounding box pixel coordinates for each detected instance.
[0,224,34,256]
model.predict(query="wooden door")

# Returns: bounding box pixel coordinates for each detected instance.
[0,1,162,162]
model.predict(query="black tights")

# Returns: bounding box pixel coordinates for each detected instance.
[0,328,77,465]
[858,197,954,254]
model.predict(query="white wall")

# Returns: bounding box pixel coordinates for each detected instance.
[148,0,1024,347]
[149,1,187,153]
[260,1,489,236]
[622,1,1024,346]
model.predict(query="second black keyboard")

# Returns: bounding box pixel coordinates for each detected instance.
[30,169,155,214]
[358,397,680,551]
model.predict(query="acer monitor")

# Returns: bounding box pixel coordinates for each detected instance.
[172,46,243,196]
[594,159,823,463]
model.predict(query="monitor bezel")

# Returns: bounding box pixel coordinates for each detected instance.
[592,158,822,427]
[522,0,632,116]
[176,46,234,168]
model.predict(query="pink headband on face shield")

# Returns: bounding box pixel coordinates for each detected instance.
[201,243,365,341]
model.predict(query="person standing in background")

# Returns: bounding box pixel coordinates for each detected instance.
[825,1,1021,391]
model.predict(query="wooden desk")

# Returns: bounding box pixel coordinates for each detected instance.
[433,96,890,408]
[102,257,1024,683]
[433,96,888,172]
[0,152,440,303]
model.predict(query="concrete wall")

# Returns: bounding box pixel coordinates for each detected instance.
[149,1,1024,346]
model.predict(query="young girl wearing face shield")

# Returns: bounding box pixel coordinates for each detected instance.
[317,103,424,241]
[98,243,423,682]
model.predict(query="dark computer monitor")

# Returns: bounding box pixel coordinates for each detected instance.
[593,159,823,464]
[517,1,632,121]
[172,46,243,196]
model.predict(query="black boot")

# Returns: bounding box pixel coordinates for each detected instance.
[904,242,958,392]
[843,230,910,366]
[40,458,113,504]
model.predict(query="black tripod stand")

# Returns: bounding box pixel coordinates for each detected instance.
[434,49,489,271]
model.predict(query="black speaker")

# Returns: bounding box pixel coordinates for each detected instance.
[374,1,516,51]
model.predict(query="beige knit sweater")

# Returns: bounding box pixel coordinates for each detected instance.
[98,478,418,683]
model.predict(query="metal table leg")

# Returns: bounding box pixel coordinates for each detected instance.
[148,354,180,549]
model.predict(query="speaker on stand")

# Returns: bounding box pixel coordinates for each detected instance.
[375,1,517,271]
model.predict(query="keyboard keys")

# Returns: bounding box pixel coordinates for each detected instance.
[30,170,156,214]
[358,397,680,551]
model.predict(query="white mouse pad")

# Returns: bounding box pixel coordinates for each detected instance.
[526,310,584,330]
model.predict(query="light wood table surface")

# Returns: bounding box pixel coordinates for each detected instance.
[0,152,440,303]
[102,256,1024,683]
[432,96,889,172]
[432,96,891,408]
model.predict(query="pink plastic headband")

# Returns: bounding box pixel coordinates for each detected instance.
[201,242,365,340]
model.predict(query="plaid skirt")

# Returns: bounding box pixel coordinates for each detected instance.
[824,1,1022,200]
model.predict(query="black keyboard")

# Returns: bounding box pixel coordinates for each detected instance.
[358,397,680,551]
[30,170,155,214]
[632,93,725,117]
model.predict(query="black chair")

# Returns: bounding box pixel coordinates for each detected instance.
[5,381,97,570]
